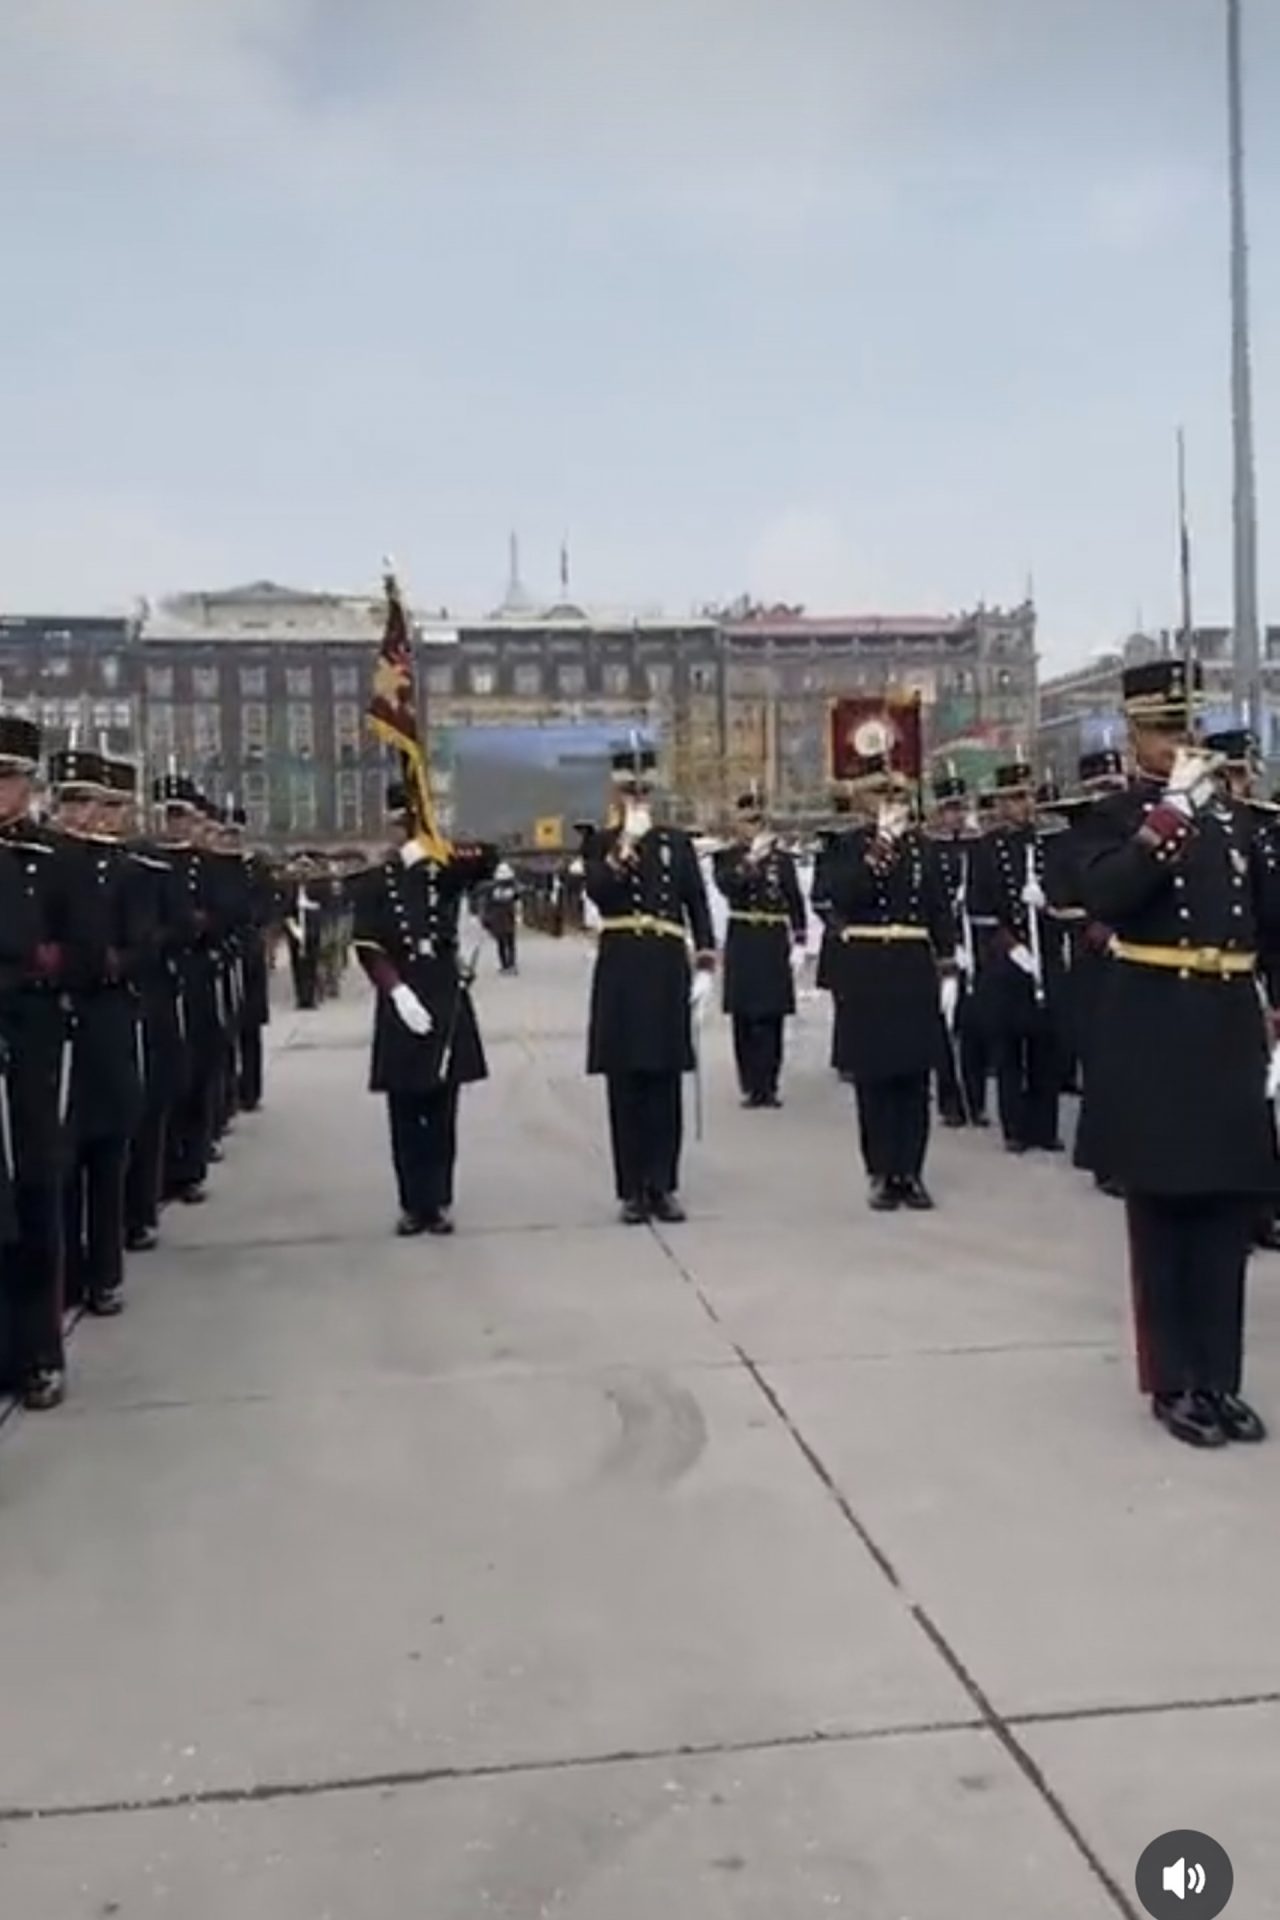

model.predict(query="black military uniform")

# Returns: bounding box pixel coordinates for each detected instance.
[124,790,188,1252]
[0,716,77,1409]
[823,759,956,1210]
[235,838,277,1112]
[155,776,224,1204]
[282,858,325,1010]
[585,745,715,1225]
[481,866,521,974]
[713,789,806,1107]
[813,795,855,1077]
[1076,663,1277,1448]
[969,762,1064,1154]
[927,772,988,1128]
[352,790,496,1236]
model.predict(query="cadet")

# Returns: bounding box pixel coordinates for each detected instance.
[1076,662,1276,1447]
[713,784,807,1108]
[584,743,715,1225]
[121,766,187,1252]
[351,786,496,1236]
[481,861,521,975]
[927,769,987,1127]
[154,775,223,1206]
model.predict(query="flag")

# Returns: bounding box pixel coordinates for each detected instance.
[367,564,450,861]
[828,694,924,784]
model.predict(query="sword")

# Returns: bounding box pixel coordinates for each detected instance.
[437,942,481,1086]
[693,1025,704,1142]
[0,1068,14,1189]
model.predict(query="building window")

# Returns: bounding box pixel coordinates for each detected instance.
[146,665,173,699]
[647,662,673,697]
[288,703,314,757]
[426,663,453,696]
[603,662,631,698]
[240,665,267,697]
[286,666,313,698]
[689,663,717,693]
[558,661,586,697]
[242,702,268,759]
[44,657,71,680]
[291,772,316,833]
[147,705,175,757]
[243,771,267,806]
[193,703,221,756]
[337,769,361,832]
[332,664,360,696]
[334,701,362,761]
[193,666,219,700]
[100,655,120,690]
[469,664,496,697]
[513,662,542,698]
[111,701,131,729]
[91,701,114,732]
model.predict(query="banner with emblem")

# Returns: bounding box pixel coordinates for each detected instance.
[828,694,924,784]
[367,563,450,862]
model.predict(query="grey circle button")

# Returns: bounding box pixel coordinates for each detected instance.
[1136,1830,1233,1918]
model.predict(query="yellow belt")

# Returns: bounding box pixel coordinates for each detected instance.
[841,924,931,945]
[598,914,685,940]
[1111,940,1256,978]
[1049,907,1088,922]
[729,910,792,927]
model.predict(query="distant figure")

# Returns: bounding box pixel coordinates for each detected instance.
[713,784,807,1108]
[482,862,520,974]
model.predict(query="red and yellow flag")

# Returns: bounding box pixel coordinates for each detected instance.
[367,565,450,861]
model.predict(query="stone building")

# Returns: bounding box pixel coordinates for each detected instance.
[0,613,140,760]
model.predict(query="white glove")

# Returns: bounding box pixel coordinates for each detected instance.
[877,803,909,843]
[790,942,808,978]
[399,839,427,868]
[689,969,713,1017]
[749,831,773,861]
[954,945,973,978]
[1267,1046,1280,1102]
[940,974,959,1027]
[390,983,434,1036]
[623,804,652,841]
[1166,748,1217,815]
[1021,878,1046,910]
[1009,943,1039,981]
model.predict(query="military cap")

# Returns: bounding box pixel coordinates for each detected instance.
[0,714,41,771]
[48,747,111,795]
[994,759,1034,793]
[1203,727,1255,767]
[1078,747,1125,786]
[1122,657,1202,725]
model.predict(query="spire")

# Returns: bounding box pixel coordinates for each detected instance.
[559,533,570,596]
[495,530,533,616]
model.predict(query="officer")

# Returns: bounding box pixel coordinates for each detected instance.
[927,768,987,1127]
[154,774,222,1206]
[584,742,715,1225]
[813,791,855,1080]
[351,785,496,1236]
[969,760,1064,1155]
[713,783,807,1108]
[481,862,521,975]
[1075,661,1277,1447]
[821,738,956,1211]
[237,823,279,1113]
[48,748,150,1317]
[0,716,77,1409]
[282,854,324,1011]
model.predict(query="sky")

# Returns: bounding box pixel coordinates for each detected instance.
[2,0,1280,672]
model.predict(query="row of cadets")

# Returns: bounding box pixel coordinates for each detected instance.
[350,783,497,1238]
[583,741,716,1226]
[711,782,807,1109]
[820,731,957,1212]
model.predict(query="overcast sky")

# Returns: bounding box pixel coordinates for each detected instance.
[3,0,1279,670]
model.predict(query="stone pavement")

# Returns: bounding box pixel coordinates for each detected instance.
[1,935,1278,1918]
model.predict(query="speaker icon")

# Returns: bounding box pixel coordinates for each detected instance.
[1162,1858,1208,1900]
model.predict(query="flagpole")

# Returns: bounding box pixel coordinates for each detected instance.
[1177,426,1196,702]
[1226,0,1262,744]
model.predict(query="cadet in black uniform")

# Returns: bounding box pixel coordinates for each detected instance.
[584,744,716,1225]
[0,716,77,1409]
[155,775,223,1205]
[813,792,855,1079]
[237,827,278,1113]
[1076,662,1277,1448]
[120,764,187,1252]
[352,786,496,1236]
[49,749,150,1317]
[282,855,325,1010]
[713,784,807,1108]
[823,742,956,1211]
[927,770,987,1127]
[969,761,1064,1155]
[481,863,521,974]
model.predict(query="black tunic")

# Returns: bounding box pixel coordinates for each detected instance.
[1075,782,1280,1196]
[585,826,715,1076]
[60,834,152,1147]
[128,846,189,1107]
[968,824,1066,1040]
[0,823,79,1182]
[824,825,956,1083]
[352,844,497,1093]
[713,842,806,1019]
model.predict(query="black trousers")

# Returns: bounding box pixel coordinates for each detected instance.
[387,1087,459,1218]
[733,1015,784,1100]
[1125,1194,1252,1397]
[936,1003,988,1122]
[126,1099,168,1236]
[166,1054,217,1191]
[995,1027,1060,1148]
[0,1180,65,1385]
[854,1073,931,1182]
[239,1025,264,1110]
[494,928,517,973]
[291,949,319,1010]
[64,1136,128,1308]
[606,1072,683,1201]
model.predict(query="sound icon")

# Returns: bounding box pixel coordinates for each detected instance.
[1162,1857,1208,1900]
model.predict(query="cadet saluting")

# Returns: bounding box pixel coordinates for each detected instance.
[352,785,496,1237]
[713,783,807,1109]
[1075,661,1279,1448]
[585,741,715,1226]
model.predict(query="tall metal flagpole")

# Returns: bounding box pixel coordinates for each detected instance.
[1178,427,1196,693]
[1227,0,1263,743]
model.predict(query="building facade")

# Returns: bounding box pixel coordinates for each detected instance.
[0,613,140,760]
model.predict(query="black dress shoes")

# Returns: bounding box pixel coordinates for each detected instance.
[396,1213,427,1237]
[88,1288,125,1318]
[1211,1392,1267,1443]
[868,1177,899,1212]
[620,1196,649,1226]
[1004,1141,1028,1156]
[649,1192,687,1224]
[424,1209,456,1237]
[23,1368,66,1412]
[940,1112,965,1130]
[897,1177,935,1212]
[176,1183,207,1205]
[1152,1391,1228,1448]
[762,1092,783,1109]
[126,1226,159,1253]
